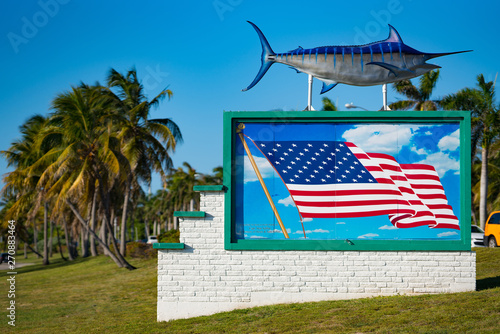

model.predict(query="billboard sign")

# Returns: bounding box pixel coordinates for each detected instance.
[223,111,470,251]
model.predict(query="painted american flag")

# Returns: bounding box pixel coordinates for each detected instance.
[253,140,459,230]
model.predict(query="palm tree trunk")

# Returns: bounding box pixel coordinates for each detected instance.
[33,220,40,258]
[71,223,78,258]
[43,201,49,265]
[480,145,489,229]
[62,217,75,261]
[49,220,54,258]
[93,172,136,270]
[100,218,110,256]
[129,204,136,241]
[90,189,98,256]
[82,225,90,257]
[120,176,132,256]
[145,219,150,239]
[66,200,134,269]
[18,233,43,257]
[56,225,67,261]
[24,242,27,259]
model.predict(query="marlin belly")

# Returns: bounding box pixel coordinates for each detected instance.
[275,51,415,86]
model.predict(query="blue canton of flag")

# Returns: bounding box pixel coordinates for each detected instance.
[254,141,376,185]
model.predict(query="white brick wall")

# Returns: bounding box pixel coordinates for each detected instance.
[157,191,476,321]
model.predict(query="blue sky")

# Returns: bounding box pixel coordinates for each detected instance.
[0,0,497,192]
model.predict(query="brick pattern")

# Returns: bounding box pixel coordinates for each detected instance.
[157,191,476,320]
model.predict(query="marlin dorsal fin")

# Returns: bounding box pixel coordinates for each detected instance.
[385,24,403,43]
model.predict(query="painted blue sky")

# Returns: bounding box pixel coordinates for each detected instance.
[235,122,461,240]
[0,0,497,192]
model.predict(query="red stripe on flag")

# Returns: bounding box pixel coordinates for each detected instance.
[400,164,437,171]
[405,174,441,182]
[301,208,416,219]
[294,199,412,208]
[289,189,402,197]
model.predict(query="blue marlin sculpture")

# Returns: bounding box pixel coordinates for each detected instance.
[243,21,471,94]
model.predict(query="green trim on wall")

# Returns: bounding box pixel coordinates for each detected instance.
[193,185,226,192]
[173,211,206,218]
[223,110,472,251]
[153,243,185,249]
[224,239,469,251]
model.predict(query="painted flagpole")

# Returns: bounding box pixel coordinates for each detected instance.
[236,123,289,239]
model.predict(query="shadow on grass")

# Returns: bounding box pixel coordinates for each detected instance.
[476,276,500,291]
[13,256,93,275]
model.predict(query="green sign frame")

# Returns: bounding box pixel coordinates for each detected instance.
[223,110,471,251]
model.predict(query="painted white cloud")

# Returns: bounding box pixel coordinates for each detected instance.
[312,229,329,233]
[437,231,459,238]
[357,233,379,239]
[425,131,432,135]
[270,228,292,234]
[379,225,398,230]
[293,229,329,234]
[302,218,313,222]
[278,195,296,207]
[438,129,460,152]
[240,156,275,183]
[336,222,346,225]
[342,125,420,154]
[249,235,267,239]
[417,151,459,178]
[411,146,427,155]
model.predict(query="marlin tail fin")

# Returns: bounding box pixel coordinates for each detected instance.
[243,21,276,92]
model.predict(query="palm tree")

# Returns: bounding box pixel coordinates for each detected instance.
[200,166,223,185]
[38,83,136,270]
[106,67,182,256]
[169,162,200,211]
[483,139,500,212]
[441,74,500,229]
[321,97,337,111]
[1,115,52,264]
[389,70,441,110]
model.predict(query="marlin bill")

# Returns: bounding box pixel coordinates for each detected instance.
[243,21,471,94]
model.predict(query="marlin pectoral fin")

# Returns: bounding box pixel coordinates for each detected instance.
[319,79,338,94]
[366,62,415,77]
[289,66,302,74]
[415,63,441,71]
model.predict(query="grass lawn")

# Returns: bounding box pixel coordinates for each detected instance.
[2,248,500,333]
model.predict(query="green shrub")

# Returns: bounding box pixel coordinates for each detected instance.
[125,242,157,259]
[158,229,180,243]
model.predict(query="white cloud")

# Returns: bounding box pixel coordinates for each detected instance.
[357,233,379,239]
[425,131,432,135]
[438,129,460,152]
[417,151,459,178]
[249,235,267,239]
[278,195,296,207]
[379,225,398,230]
[437,231,459,238]
[411,146,427,155]
[270,228,292,234]
[302,218,313,222]
[336,222,346,225]
[294,229,329,235]
[342,125,420,154]
[238,156,275,183]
